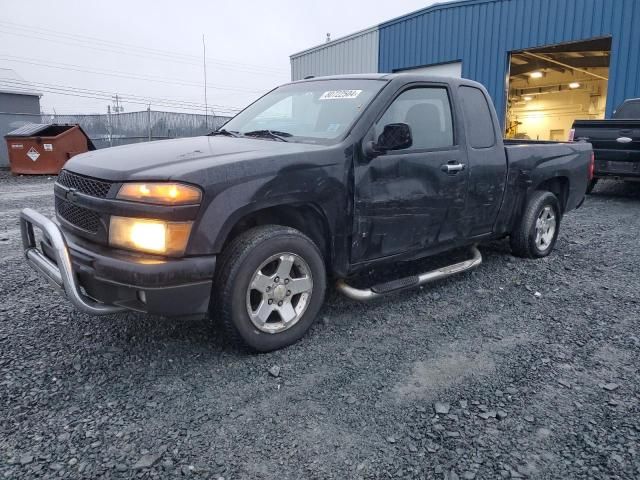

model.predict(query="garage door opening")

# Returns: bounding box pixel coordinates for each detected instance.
[505,37,611,140]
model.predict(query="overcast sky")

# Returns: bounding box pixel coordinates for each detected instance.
[0,0,438,116]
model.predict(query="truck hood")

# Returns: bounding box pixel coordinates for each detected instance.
[64,136,326,182]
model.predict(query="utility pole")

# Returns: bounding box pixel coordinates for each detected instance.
[147,104,152,141]
[112,95,124,114]
[202,34,209,130]
[107,105,113,147]
[111,95,123,142]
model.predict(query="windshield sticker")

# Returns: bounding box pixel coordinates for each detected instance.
[319,89,362,100]
[326,123,341,132]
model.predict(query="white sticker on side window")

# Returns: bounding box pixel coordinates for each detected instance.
[319,89,362,100]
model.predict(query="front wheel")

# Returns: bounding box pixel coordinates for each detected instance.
[214,225,326,352]
[510,191,561,258]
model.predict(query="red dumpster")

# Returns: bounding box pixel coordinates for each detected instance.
[5,123,95,175]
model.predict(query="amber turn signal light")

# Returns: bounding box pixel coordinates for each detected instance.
[117,182,202,205]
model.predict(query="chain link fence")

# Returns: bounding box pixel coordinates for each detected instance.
[1,110,232,166]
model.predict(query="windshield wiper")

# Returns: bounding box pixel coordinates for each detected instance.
[242,130,292,142]
[209,129,240,137]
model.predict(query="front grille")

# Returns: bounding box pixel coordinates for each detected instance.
[55,197,101,233]
[57,170,112,198]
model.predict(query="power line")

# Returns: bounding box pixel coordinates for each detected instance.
[0,22,287,73]
[0,78,241,111]
[0,78,243,111]
[0,54,267,94]
[8,84,237,115]
[0,79,241,114]
[0,21,289,76]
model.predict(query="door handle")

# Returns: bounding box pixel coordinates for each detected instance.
[441,162,466,174]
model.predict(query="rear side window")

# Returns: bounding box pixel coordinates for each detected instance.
[458,86,496,149]
[613,100,640,119]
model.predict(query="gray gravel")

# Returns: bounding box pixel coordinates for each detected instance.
[1,173,639,479]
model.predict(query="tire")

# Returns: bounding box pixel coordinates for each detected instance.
[213,225,326,352]
[586,178,598,194]
[510,191,561,259]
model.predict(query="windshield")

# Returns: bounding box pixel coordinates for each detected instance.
[613,100,640,119]
[221,79,386,144]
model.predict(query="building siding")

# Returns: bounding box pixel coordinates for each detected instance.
[378,0,640,123]
[290,27,379,81]
[0,93,41,167]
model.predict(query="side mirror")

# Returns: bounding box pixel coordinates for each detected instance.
[364,123,412,158]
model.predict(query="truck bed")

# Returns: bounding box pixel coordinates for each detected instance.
[501,140,592,223]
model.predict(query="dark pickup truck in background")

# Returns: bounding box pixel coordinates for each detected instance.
[20,74,593,351]
[572,98,640,193]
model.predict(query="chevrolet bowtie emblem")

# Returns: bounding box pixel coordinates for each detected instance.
[65,188,78,202]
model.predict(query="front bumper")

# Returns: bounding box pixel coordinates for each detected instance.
[20,208,216,318]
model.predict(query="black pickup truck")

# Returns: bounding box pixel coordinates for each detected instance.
[572,98,640,192]
[20,74,592,351]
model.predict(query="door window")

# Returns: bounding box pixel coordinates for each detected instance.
[375,87,454,150]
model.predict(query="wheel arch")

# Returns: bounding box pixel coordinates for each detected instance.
[533,176,570,213]
[214,201,333,265]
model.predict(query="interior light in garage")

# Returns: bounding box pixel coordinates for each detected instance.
[529,71,544,79]
[523,96,534,101]
[569,82,581,89]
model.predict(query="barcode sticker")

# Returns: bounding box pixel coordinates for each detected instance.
[319,89,362,100]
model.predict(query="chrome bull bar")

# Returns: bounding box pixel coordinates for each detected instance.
[20,207,125,315]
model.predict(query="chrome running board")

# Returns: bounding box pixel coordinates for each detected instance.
[336,245,482,301]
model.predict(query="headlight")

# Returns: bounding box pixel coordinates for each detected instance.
[109,216,193,256]
[117,182,202,205]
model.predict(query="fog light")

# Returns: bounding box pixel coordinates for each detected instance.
[109,216,192,256]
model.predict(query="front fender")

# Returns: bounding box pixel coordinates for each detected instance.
[188,165,346,256]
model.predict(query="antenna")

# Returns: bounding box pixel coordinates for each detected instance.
[202,34,209,129]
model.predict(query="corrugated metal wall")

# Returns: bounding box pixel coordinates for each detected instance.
[0,93,41,167]
[290,27,379,81]
[378,0,640,123]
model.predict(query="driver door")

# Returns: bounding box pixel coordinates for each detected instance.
[351,85,469,263]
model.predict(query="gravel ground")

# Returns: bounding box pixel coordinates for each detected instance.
[0,173,638,479]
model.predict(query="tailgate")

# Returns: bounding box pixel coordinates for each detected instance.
[573,120,640,175]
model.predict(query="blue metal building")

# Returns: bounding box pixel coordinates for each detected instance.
[291,0,640,134]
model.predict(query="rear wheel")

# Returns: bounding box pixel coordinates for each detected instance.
[214,225,326,352]
[510,191,561,258]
